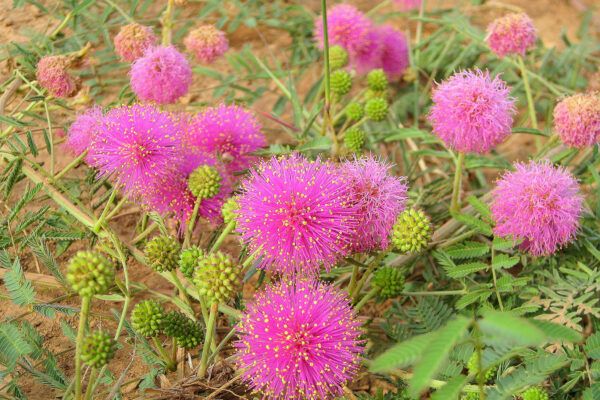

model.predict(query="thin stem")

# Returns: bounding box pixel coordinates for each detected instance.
[210,220,235,253]
[450,152,465,214]
[199,303,219,378]
[518,55,538,131]
[352,251,388,301]
[490,249,504,311]
[321,0,331,115]
[54,150,88,180]
[170,270,193,309]
[103,0,136,23]
[104,196,128,222]
[43,102,54,176]
[50,11,73,39]
[355,287,379,312]
[92,190,118,234]
[347,264,360,296]
[75,296,92,400]
[184,197,201,248]
[133,222,158,244]
[161,0,175,45]
[153,336,176,371]
[472,317,485,400]
[83,367,97,400]
[208,328,237,365]
[400,289,466,296]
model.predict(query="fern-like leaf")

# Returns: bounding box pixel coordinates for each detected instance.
[370,332,435,372]
[445,241,490,259]
[585,332,600,360]
[0,322,32,368]
[3,257,36,307]
[454,213,493,236]
[430,374,468,400]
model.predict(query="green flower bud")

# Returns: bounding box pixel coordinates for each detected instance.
[144,235,180,273]
[345,103,364,121]
[467,352,497,383]
[161,310,204,348]
[329,45,348,70]
[177,321,204,349]
[391,208,432,254]
[81,330,117,368]
[372,265,405,299]
[178,245,204,280]
[131,300,166,337]
[364,97,388,122]
[188,165,222,200]
[367,69,388,91]
[66,251,114,297]
[344,128,365,154]
[193,251,242,305]
[521,387,549,400]
[330,70,352,95]
[222,196,240,225]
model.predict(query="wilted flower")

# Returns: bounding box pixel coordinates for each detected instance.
[36,55,78,98]
[486,13,537,58]
[113,23,158,62]
[234,279,364,400]
[184,25,229,63]
[130,45,192,104]
[428,69,516,154]
[491,160,583,257]
[553,93,600,149]
[236,154,357,276]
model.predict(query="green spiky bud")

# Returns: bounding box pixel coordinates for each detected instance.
[222,196,240,225]
[344,128,365,154]
[521,387,549,400]
[178,245,204,280]
[461,394,479,400]
[391,208,432,254]
[81,330,117,368]
[372,266,405,299]
[162,311,204,348]
[188,165,222,199]
[131,300,166,337]
[193,251,242,305]
[367,69,388,91]
[365,88,387,100]
[66,251,114,297]
[329,45,348,70]
[365,97,388,122]
[144,235,180,272]
[345,103,364,121]
[330,70,352,95]
[467,352,497,382]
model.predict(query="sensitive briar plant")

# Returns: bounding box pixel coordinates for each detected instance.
[113,23,158,62]
[553,92,600,149]
[234,279,364,400]
[491,160,584,256]
[184,25,229,63]
[36,55,78,98]
[486,13,537,58]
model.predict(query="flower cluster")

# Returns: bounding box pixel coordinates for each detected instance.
[491,160,583,256]
[486,13,537,58]
[314,5,409,79]
[36,55,79,98]
[428,69,516,154]
[113,23,158,62]
[553,93,600,149]
[184,25,229,63]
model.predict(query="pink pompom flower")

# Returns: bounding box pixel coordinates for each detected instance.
[36,55,78,98]
[375,25,410,81]
[130,46,192,104]
[428,69,516,154]
[187,103,265,174]
[65,106,103,163]
[114,23,158,62]
[491,160,583,257]
[92,104,184,195]
[184,25,229,63]
[343,155,408,253]
[236,154,357,276]
[553,93,600,149]
[234,279,364,400]
[486,13,537,58]
[392,0,422,11]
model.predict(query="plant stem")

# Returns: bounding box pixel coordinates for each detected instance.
[400,289,466,296]
[50,11,73,39]
[103,0,136,23]
[472,317,485,400]
[352,251,388,301]
[153,336,176,371]
[518,55,540,150]
[210,220,235,253]
[199,302,219,378]
[490,249,504,311]
[184,197,201,248]
[450,152,465,214]
[208,328,237,365]
[347,264,360,296]
[75,296,92,400]
[54,150,88,180]
[83,367,97,400]
[355,287,379,312]
[170,270,193,308]
[161,0,175,45]
[93,190,118,233]
[104,196,128,222]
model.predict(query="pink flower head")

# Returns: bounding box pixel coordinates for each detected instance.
[130,45,192,104]
[486,13,537,58]
[187,103,265,174]
[392,0,422,11]
[351,29,383,76]
[65,106,103,163]
[236,154,357,276]
[36,55,78,98]
[92,104,183,195]
[343,155,408,253]
[234,278,364,400]
[113,23,158,62]
[139,151,232,228]
[491,160,583,257]
[375,25,409,81]
[184,25,229,63]
[428,69,516,154]
[554,93,600,149]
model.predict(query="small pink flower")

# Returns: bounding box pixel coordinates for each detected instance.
[234,278,364,400]
[553,93,600,149]
[392,0,422,11]
[184,25,229,63]
[486,13,537,58]
[375,25,409,81]
[36,55,78,98]
[428,69,516,154]
[113,23,158,62]
[491,160,583,257]
[130,46,192,104]
[65,106,103,163]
